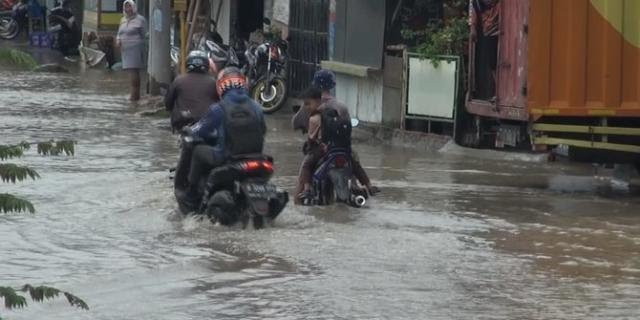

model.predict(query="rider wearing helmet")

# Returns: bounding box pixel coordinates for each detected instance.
[181,67,267,209]
[293,69,379,203]
[165,50,218,131]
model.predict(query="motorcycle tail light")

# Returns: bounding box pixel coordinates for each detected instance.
[241,160,274,173]
[270,47,279,60]
[333,156,348,168]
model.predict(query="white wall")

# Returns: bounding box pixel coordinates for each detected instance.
[210,0,231,43]
[335,73,384,123]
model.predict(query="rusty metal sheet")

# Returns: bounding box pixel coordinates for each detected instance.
[496,0,528,111]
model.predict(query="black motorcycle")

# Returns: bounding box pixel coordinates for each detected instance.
[0,1,27,40]
[48,1,81,56]
[243,36,289,114]
[171,23,289,114]
[174,131,289,229]
[302,147,368,208]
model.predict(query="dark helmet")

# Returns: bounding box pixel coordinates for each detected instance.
[216,67,247,97]
[186,50,209,73]
[312,69,336,91]
[54,0,70,7]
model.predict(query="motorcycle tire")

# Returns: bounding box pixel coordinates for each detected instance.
[251,77,287,114]
[0,17,20,40]
[252,215,265,230]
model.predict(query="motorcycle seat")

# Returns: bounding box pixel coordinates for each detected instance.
[230,153,273,163]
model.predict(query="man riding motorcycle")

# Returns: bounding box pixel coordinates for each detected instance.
[179,67,267,211]
[167,50,219,196]
[293,70,379,203]
[165,50,218,131]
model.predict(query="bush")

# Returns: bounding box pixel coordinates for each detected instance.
[402,16,469,61]
[0,49,38,70]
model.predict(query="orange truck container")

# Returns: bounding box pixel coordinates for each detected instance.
[465,0,640,163]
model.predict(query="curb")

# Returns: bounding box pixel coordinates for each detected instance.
[353,122,452,152]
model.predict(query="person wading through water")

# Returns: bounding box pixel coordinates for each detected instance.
[116,0,147,101]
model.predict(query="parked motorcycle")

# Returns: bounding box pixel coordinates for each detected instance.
[0,1,27,40]
[170,31,240,77]
[243,36,289,114]
[48,1,81,56]
[170,24,289,114]
[174,130,289,229]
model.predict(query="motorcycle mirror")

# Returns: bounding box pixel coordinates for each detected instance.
[205,40,216,51]
[180,126,193,136]
[351,118,360,127]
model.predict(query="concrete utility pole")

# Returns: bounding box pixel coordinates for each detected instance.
[148,0,171,95]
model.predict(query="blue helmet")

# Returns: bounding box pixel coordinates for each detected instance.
[312,69,336,91]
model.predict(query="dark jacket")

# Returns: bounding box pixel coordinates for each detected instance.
[165,72,218,128]
[191,88,266,160]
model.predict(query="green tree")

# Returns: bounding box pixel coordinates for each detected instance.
[0,140,88,317]
[0,140,75,213]
[0,285,89,316]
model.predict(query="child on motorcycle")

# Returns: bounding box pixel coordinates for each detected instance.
[294,77,379,204]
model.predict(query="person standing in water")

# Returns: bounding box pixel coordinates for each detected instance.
[116,0,147,101]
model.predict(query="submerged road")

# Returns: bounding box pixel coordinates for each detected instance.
[1,64,639,319]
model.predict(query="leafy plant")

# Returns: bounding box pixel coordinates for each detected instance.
[0,140,76,214]
[0,142,86,318]
[403,16,469,65]
[0,49,38,70]
[0,284,89,311]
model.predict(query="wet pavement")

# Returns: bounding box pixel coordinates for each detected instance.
[1,61,640,320]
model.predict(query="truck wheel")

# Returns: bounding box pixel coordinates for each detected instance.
[459,116,481,147]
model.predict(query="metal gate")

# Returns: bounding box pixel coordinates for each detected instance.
[287,0,329,96]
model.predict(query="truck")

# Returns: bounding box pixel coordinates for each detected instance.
[462,0,640,169]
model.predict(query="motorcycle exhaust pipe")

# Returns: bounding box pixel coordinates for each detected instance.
[353,195,366,208]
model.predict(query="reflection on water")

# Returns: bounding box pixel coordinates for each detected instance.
[0,66,639,319]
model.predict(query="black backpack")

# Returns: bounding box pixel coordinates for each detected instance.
[321,108,351,148]
[220,100,264,156]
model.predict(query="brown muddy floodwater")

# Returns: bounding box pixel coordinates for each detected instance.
[1,62,639,320]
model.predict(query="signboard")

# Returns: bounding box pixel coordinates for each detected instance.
[102,0,117,11]
[174,0,187,11]
[84,10,99,27]
[407,56,458,119]
[85,0,99,11]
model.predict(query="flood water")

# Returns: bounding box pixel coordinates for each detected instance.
[1,63,640,319]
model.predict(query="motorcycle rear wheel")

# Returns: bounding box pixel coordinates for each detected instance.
[252,215,265,229]
[0,17,20,40]
[252,77,287,114]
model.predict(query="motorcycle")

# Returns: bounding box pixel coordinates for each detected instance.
[0,1,27,40]
[169,31,240,76]
[174,130,289,229]
[302,147,368,208]
[170,23,289,114]
[48,1,81,56]
[243,35,289,114]
[301,119,368,208]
